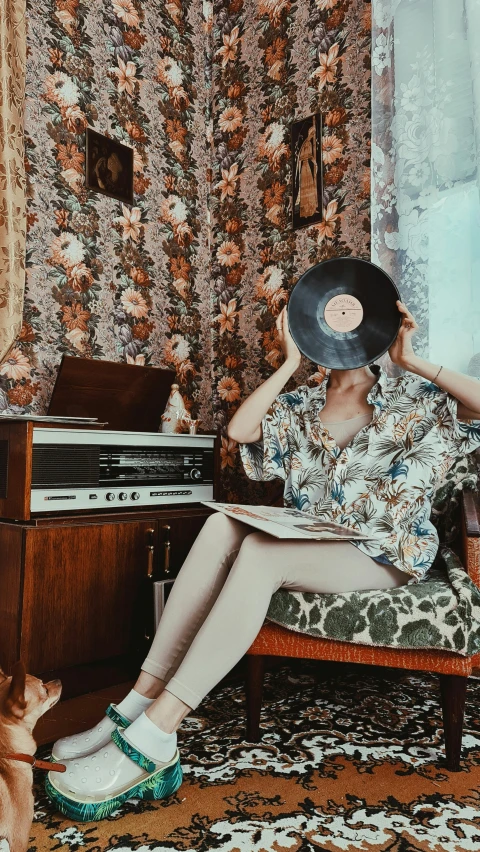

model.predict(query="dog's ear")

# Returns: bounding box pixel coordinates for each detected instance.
[5,661,27,719]
[0,666,7,684]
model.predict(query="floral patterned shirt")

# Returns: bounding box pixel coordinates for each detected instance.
[239,365,480,584]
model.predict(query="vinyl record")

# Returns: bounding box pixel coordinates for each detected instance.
[287,257,401,369]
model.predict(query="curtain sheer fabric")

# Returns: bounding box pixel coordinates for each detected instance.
[372,0,480,375]
[0,0,26,363]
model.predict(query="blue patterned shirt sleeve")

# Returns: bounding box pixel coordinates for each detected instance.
[239,389,305,482]
[411,376,480,456]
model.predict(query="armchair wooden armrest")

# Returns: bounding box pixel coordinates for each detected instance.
[461,490,480,587]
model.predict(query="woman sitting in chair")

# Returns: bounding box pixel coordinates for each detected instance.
[47,301,480,820]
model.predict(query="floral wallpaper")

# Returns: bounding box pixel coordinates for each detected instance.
[209,0,371,498]
[1,0,371,499]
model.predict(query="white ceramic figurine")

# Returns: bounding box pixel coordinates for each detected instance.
[160,383,188,433]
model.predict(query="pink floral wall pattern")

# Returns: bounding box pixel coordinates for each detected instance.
[2,0,370,499]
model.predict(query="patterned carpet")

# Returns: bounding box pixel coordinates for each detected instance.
[31,661,480,851]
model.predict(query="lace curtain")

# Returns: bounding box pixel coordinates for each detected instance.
[372,0,480,375]
[0,0,26,363]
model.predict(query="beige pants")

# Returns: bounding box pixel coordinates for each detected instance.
[141,512,408,709]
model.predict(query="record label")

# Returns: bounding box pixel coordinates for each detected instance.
[324,294,363,332]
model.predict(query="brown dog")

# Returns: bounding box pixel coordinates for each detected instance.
[0,662,62,852]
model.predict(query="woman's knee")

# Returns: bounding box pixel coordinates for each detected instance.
[233,531,275,572]
[240,530,272,549]
[197,512,249,556]
[203,511,242,535]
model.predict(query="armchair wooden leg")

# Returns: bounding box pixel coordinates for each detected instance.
[246,654,265,742]
[439,674,468,772]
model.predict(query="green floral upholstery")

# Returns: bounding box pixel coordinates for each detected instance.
[430,454,477,541]
[266,455,480,655]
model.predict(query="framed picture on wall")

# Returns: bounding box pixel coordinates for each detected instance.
[291,113,323,230]
[85,128,134,205]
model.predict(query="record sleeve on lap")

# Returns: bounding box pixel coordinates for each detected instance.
[287,257,401,369]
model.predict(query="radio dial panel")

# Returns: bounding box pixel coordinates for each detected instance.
[29,430,216,514]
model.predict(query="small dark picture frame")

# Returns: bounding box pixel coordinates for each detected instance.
[291,113,323,231]
[85,127,134,205]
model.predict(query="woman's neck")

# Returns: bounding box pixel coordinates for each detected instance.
[327,366,376,392]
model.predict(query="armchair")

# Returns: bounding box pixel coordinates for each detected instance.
[246,457,480,772]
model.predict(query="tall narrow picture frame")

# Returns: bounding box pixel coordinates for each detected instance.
[85,128,134,205]
[291,113,323,231]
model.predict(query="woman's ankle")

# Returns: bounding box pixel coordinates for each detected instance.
[134,671,166,700]
[146,690,190,734]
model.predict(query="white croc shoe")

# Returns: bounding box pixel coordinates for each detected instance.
[51,704,132,761]
[46,726,182,822]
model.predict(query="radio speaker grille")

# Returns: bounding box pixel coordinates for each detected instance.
[0,440,8,498]
[32,445,100,488]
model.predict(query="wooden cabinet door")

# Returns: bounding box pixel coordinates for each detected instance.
[156,512,210,581]
[21,521,158,673]
[0,524,24,673]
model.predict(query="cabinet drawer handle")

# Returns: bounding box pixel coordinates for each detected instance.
[162,524,171,574]
[146,528,155,579]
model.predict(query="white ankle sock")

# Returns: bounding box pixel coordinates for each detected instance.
[123,712,177,764]
[116,689,155,722]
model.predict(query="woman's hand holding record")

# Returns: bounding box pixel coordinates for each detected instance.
[276,307,301,368]
[388,300,419,369]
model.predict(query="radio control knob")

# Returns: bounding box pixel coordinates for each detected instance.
[190,468,201,480]
[118,492,128,501]
[131,492,140,501]
[105,492,115,501]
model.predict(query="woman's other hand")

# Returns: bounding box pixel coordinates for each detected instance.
[388,300,418,369]
[276,307,301,368]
